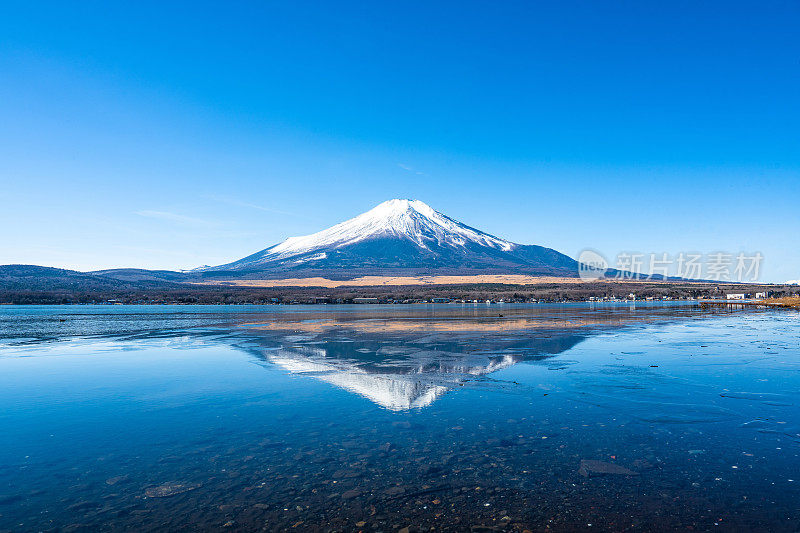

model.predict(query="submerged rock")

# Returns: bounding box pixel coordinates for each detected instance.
[144,482,201,498]
[578,459,638,477]
[105,475,128,486]
[67,500,98,511]
[384,486,406,496]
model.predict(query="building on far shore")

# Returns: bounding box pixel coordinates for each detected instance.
[353,297,379,304]
[726,293,746,300]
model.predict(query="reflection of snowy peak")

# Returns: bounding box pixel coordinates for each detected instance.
[201,199,579,277]
[268,352,449,410]
[230,326,586,410]
[267,345,517,411]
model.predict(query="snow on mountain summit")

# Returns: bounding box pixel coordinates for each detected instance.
[202,198,579,277]
[259,199,514,262]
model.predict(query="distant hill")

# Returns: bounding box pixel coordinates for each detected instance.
[0,265,178,292]
[89,268,189,283]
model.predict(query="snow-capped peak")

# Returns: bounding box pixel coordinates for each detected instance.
[259,199,515,261]
[198,197,580,276]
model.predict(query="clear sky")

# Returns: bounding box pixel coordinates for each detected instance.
[1,1,798,282]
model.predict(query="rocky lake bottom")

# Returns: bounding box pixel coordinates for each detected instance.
[0,303,799,532]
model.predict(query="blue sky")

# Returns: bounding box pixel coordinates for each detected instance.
[1,1,798,282]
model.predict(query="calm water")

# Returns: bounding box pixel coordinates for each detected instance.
[1,303,799,532]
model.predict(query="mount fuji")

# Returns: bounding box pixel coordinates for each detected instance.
[199,199,580,279]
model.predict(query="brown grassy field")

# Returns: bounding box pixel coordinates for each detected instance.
[702,296,800,309]
[762,296,800,308]
[199,274,640,288]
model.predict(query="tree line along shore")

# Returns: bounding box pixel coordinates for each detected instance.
[2,281,797,305]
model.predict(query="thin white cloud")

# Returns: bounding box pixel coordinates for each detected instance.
[135,210,214,227]
[397,163,427,176]
[203,194,295,216]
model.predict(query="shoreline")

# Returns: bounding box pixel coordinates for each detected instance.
[2,278,797,306]
[700,297,800,309]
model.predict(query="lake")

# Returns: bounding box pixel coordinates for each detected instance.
[1,303,798,532]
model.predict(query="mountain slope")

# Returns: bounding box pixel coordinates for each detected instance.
[200,199,580,279]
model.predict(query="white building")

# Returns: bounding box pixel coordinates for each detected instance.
[726,293,746,300]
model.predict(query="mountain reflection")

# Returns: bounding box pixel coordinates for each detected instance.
[241,331,586,410]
